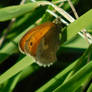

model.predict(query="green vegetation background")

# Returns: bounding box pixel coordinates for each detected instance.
[0,0,92,92]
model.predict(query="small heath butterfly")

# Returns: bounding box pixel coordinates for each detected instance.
[19,20,61,67]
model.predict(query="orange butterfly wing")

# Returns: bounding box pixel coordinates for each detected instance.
[19,22,57,56]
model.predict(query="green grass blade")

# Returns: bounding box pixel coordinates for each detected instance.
[0,63,39,92]
[0,24,35,63]
[36,59,78,92]
[87,83,92,92]
[0,73,21,92]
[0,1,49,21]
[54,61,92,92]
[0,56,34,84]
[67,9,92,40]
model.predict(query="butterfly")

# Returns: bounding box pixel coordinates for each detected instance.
[19,21,61,67]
